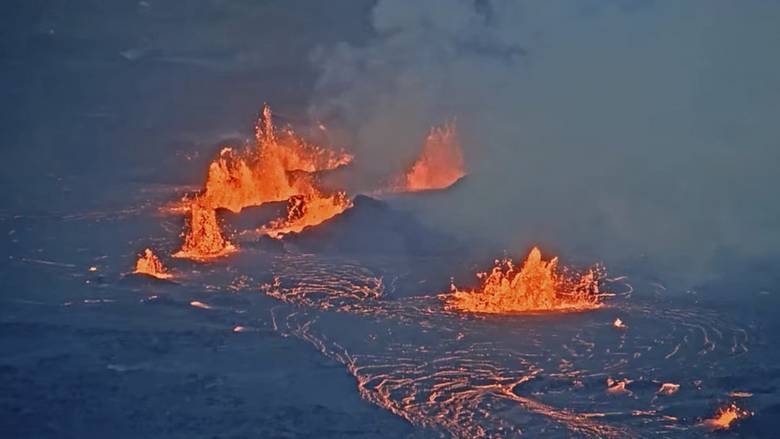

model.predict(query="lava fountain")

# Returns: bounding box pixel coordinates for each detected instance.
[133,248,173,279]
[173,202,236,259]
[394,122,466,192]
[446,247,605,313]
[174,104,353,258]
[200,106,352,214]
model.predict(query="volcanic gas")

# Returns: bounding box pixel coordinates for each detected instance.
[173,104,353,258]
[394,122,466,192]
[446,247,604,313]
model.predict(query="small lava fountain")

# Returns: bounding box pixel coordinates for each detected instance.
[446,247,604,313]
[174,202,236,259]
[701,403,752,431]
[394,122,466,192]
[133,248,173,279]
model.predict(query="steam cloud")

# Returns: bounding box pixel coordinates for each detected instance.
[308,0,780,292]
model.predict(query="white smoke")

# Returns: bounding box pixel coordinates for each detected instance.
[309,0,780,292]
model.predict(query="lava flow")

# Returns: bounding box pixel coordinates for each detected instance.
[133,248,173,279]
[174,104,353,258]
[701,403,752,430]
[260,192,353,239]
[446,247,604,313]
[394,122,466,192]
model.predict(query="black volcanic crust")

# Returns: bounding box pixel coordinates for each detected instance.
[284,195,459,256]
[218,202,287,232]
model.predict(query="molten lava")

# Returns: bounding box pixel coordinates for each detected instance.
[606,378,632,395]
[701,403,751,430]
[175,104,353,259]
[446,247,604,314]
[260,192,353,239]
[199,105,352,214]
[657,383,680,396]
[255,105,352,173]
[395,122,466,192]
[174,202,235,259]
[133,248,173,279]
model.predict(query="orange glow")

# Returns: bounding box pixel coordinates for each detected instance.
[174,202,236,260]
[175,104,353,258]
[395,122,466,192]
[200,105,351,214]
[261,192,353,239]
[657,383,680,396]
[606,378,632,395]
[256,105,352,173]
[446,247,604,314]
[133,248,173,279]
[701,403,751,431]
[189,300,211,310]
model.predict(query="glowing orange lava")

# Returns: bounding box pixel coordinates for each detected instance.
[133,248,173,279]
[260,192,353,239]
[701,403,751,431]
[657,383,680,396]
[175,104,353,258]
[446,247,604,314]
[190,300,212,310]
[174,202,236,260]
[395,122,466,192]
[606,378,632,395]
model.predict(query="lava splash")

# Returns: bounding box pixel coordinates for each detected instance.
[395,122,466,192]
[446,247,604,313]
[133,248,173,279]
[701,403,752,431]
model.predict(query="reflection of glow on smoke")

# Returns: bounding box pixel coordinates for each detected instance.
[393,122,466,192]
